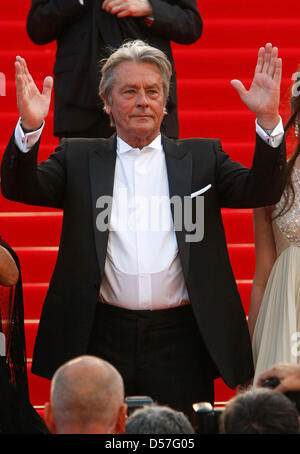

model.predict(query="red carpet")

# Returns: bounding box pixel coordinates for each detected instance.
[0,0,299,416]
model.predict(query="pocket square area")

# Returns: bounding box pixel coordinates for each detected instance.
[190,184,212,198]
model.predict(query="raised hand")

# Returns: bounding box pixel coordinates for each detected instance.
[231,43,282,130]
[15,56,53,131]
[101,0,153,18]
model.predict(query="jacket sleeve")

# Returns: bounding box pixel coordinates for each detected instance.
[1,132,66,209]
[214,134,288,208]
[147,0,203,44]
[26,0,90,44]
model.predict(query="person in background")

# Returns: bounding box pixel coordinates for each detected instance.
[26,0,203,140]
[221,387,299,434]
[125,404,195,434]
[249,67,300,384]
[44,355,127,434]
[0,237,49,433]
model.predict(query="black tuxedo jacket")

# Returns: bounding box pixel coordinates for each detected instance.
[26,0,203,138]
[1,132,287,387]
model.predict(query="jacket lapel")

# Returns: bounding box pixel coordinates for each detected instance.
[89,135,117,277]
[89,134,193,281]
[162,136,193,281]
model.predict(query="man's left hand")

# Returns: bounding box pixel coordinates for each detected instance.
[231,43,282,130]
[102,0,153,18]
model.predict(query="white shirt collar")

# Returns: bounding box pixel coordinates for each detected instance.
[117,134,162,154]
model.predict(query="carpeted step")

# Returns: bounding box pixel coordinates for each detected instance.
[0,212,62,246]
[14,247,57,283]
[200,0,299,18]
[1,48,298,83]
[0,110,271,143]
[22,279,252,323]
[3,19,300,51]
[23,283,48,319]
[3,0,300,21]
[0,209,252,247]
[2,78,293,114]
[13,243,254,285]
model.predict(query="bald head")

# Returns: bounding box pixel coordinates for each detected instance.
[49,355,125,433]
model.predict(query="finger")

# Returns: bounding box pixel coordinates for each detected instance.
[262,43,272,74]
[116,8,130,17]
[274,382,288,393]
[230,79,247,98]
[15,57,26,81]
[21,57,35,86]
[103,0,123,13]
[255,47,265,75]
[42,76,53,99]
[256,369,275,387]
[16,57,31,88]
[273,58,282,83]
[15,60,26,96]
[112,3,127,15]
[267,46,278,78]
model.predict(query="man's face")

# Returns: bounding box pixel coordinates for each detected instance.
[104,61,165,148]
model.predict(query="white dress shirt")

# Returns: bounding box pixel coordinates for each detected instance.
[99,135,189,310]
[14,117,284,310]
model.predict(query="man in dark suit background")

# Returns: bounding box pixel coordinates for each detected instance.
[1,40,286,420]
[26,0,203,140]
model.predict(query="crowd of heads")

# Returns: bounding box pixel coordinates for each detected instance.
[41,354,300,435]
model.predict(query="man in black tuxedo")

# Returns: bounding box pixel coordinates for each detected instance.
[26,0,203,140]
[1,41,286,420]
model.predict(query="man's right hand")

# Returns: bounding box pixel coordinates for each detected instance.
[15,56,53,131]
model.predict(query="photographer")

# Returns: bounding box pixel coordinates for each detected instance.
[220,387,300,434]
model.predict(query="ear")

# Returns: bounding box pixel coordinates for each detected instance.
[44,402,57,434]
[103,96,112,115]
[112,403,128,434]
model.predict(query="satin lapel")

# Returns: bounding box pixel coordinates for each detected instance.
[89,135,117,278]
[162,136,192,281]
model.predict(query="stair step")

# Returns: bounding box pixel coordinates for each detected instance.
[0,110,272,143]
[15,247,58,283]
[0,212,62,246]
[11,243,254,285]
[177,78,292,112]
[200,0,299,18]
[22,279,252,352]
[1,0,32,21]
[0,209,254,246]
[1,48,298,83]
[174,19,300,50]
[2,19,300,51]
[27,363,50,406]
[26,360,237,408]
[1,78,293,114]
[2,0,299,21]
[21,280,252,321]
[23,283,48,319]
[174,48,298,81]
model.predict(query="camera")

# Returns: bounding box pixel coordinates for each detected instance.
[192,402,223,434]
[125,395,154,415]
[261,377,300,414]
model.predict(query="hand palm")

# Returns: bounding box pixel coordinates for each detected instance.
[243,72,279,116]
[15,56,53,130]
[231,44,281,128]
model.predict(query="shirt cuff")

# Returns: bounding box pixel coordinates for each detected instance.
[14,117,44,153]
[255,117,284,148]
